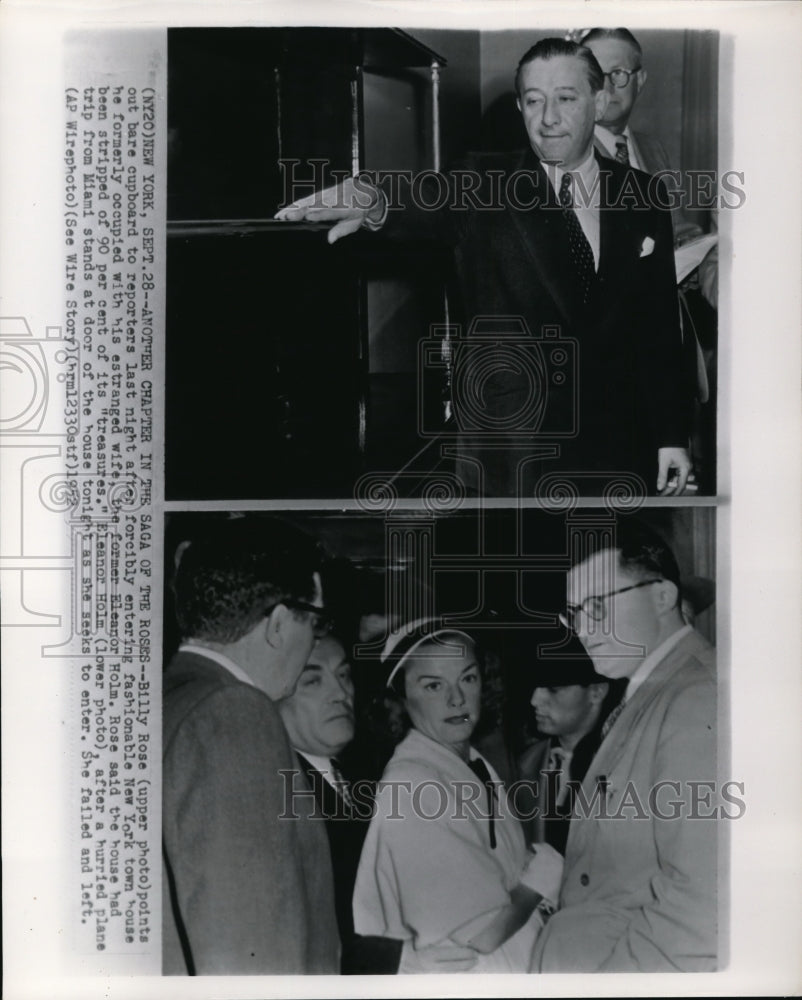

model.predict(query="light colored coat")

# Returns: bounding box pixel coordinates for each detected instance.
[532,629,718,972]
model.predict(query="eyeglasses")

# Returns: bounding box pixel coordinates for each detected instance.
[604,66,642,89]
[559,579,662,632]
[267,598,333,639]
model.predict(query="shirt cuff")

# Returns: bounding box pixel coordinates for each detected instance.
[361,188,388,232]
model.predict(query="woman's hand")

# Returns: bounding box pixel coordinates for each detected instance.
[519,843,564,904]
[399,939,478,973]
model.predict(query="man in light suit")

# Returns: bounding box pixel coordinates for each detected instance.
[162,517,340,975]
[532,518,717,971]
[581,29,670,174]
[276,38,692,498]
[582,27,705,243]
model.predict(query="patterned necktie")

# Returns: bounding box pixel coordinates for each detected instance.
[600,698,627,741]
[548,745,572,807]
[558,172,595,303]
[468,757,497,849]
[330,758,353,809]
[615,137,630,165]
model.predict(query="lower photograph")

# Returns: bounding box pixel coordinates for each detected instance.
[161,504,723,975]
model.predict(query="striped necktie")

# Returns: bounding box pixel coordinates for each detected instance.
[615,137,630,165]
[547,745,572,807]
[600,698,627,740]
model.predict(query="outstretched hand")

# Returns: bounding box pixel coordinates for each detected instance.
[274,176,383,244]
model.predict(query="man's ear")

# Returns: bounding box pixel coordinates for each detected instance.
[264,603,287,650]
[635,68,648,96]
[653,578,680,616]
[594,87,610,121]
[516,95,522,114]
[588,682,609,705]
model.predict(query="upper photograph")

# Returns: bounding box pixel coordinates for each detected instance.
[165,26,721,500]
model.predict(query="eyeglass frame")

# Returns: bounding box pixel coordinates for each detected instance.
[604,66,642,89]
[559,578,662,632]
[265,597,333,639]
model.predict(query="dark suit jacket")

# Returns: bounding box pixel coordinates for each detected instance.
[516,725,605,854]
[595,131,703,241]
[294,753,369,972]
[162,651,340,974]
[293,753,404,974]
[382,149,689,495]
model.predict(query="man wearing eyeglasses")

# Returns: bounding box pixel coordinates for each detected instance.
[582,27,703,246]
[581,30,656,173]
[532,518,717,972]
[162,517,340,975]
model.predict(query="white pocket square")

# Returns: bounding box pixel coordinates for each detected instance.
[639,236,655,257]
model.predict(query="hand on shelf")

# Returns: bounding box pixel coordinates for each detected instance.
[274,176,385,244]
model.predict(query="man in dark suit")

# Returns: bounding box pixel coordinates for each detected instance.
[532,518,717,971]
[162,517,340,975]
[276,38,692,498]
[278,634,368,973]
[515,638,624,854]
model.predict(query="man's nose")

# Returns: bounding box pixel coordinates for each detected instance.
[531,687,546,709]
[542,96,561,126]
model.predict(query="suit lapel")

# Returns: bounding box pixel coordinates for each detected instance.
[505,149,587,329]
[595,156,641,301]
[296,752,343,818]
[581,631,709,782]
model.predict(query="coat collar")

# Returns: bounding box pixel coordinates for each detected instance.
[582,628,713,779]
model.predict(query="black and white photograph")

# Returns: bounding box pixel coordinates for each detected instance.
[0,2,800,999]
[161,505,720,975]
[166,25,721,500]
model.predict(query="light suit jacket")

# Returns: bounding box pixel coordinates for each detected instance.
[532,629,718,972]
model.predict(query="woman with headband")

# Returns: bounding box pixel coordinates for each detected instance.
[353,619,563,973]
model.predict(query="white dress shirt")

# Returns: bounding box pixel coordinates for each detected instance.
[296,751,342,793]
[542,148,601,270]
[594,124,644,170]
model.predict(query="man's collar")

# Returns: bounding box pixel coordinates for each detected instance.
[541,147,600,206]
[542,145,598,183]
[178,642,256,688]
[595,123,631,157]
[625,624,694,700]
[297,750,335,774]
